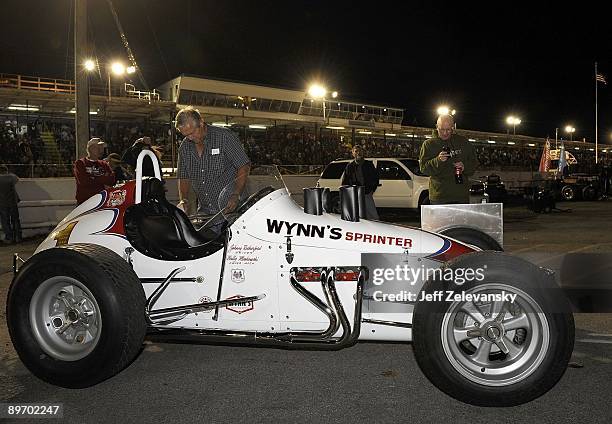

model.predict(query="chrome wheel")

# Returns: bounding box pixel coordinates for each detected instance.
[29,276,102,361]
[441,284,549,386]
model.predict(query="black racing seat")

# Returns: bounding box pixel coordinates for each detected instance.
[124,178,225,260]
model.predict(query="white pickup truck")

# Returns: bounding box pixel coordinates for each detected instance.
[317,157,486,210]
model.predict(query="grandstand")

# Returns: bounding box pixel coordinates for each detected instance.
[1,72,610,179]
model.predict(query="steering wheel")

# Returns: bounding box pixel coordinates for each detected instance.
[232,186,276,215]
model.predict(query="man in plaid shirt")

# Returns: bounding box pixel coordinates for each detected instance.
[175,107,250,233]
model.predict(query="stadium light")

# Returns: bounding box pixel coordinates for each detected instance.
[308,83,338,122]
[111,62,126,75]
[506,116,521,135]
[437,105,450,116]
[308,84,327,99]
[84,59,96,72]
[107,61,133,100]
[564,125,576,141]
[436,106,456,116]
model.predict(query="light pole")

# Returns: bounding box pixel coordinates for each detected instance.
[564,125,576,142]
[107,61,136,100]
[308,84,338,123]
[506,116,521,135]
[108,62,124,100]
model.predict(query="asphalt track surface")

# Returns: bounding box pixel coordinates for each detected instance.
[1,201,611,423]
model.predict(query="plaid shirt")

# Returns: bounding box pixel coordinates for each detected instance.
[177,126,250,214]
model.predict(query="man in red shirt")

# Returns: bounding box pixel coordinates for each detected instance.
[73,138,116,205]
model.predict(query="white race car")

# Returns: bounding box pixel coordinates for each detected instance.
[7,151,574,406]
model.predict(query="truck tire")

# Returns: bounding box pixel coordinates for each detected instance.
[418,192,430,210]
[413,252,575,406]
[440,227,503,251]
[7,244,146,388]
[561,185,575,201]
[582,185,596,201]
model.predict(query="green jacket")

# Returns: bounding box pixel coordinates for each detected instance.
[419,133,477,203]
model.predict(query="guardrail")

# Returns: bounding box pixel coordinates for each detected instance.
[0,73,162,102]
[0,73,75,93]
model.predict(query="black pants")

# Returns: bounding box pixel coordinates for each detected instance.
[0,205,22,242]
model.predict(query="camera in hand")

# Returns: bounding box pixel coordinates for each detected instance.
[442,146,463,184]
[454,164,463,184]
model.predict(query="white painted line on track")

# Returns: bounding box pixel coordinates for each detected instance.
[506,244,548,253]
[577,339,612,344]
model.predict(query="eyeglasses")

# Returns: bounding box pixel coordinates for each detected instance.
[177,125,197,139]
[437,127,453,133]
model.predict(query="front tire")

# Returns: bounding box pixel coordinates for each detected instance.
[7,244,146,388]
[413,252,574,406]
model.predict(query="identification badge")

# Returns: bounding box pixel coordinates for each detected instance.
[212,148,220,155]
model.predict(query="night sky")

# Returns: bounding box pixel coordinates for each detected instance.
[1,1,611,143]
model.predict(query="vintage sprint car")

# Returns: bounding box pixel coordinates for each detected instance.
[6,151,574,406]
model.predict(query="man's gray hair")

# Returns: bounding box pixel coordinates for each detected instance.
[175,106,202,128]
[436,114,455,128]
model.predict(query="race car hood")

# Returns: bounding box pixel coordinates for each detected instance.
[238,188,475,260]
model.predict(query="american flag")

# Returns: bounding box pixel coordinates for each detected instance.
[538,138,551,173]
[596,73,607,84]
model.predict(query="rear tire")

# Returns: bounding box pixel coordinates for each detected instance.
[7,244,146,388]
[440,227,503,251]
[413,252,575,406]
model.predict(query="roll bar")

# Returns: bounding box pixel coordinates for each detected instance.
[135,149,162,204]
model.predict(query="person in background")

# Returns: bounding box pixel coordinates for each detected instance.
[341,145,380,220]
[121,136,163,178]
[419,114,477,204]
[104,153,130,182]
[0,165,22,243]
[73,138,116,205]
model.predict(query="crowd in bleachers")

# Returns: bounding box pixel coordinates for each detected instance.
[1,116,610,177]
[0,119,47,176]
[240,127,610,174]
[0,116,172,177]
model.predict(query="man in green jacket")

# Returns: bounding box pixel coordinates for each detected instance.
[419,114,477,204]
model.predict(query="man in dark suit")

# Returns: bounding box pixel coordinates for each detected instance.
[341,145,380,220]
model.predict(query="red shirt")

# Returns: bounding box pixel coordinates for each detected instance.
[73,158,116,204]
